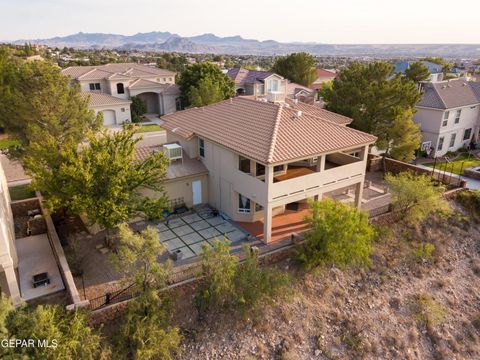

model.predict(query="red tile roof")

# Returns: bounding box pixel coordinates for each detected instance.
[162,98,376,164]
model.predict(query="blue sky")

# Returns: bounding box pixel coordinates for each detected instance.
[1,0,479,43]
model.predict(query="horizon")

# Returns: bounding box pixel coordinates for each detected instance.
[1,0,480,44]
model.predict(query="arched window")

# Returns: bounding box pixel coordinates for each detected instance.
[116,83,125,94]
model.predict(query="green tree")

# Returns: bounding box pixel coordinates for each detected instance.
[385,172,450,225]
[1,301,107,359]
[111,224,180,360]
[189,77,225,107]
[322,61,422,160]
[233,245,290,316]
[195,240,290,317]
[178,62,235,107]
[46,125,169,237]
[0,48,101,154]
[272,52,317,86]
[115,290,181,360]
[405,61,431,83]
[194,239,237,315]
[110,223,170,291]
[296,199,375,270]
[130,96,147,123]
[386,108,422,161]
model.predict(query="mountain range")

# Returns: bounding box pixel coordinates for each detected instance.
[9,31,480,58]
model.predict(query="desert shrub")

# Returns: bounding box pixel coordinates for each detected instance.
[386,172,450,225]
[411,294,447,326]
[113,290,181,360]
[456,190,480,221]
[412,242,435,263]
[195,239,290,317]
[296,199,375,270]
[2,300,107,359]
[234,245,291,316]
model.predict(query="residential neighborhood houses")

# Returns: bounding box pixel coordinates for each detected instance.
[1,20,480,360]
[61,63,180,126]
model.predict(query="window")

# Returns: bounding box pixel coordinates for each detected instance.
[463,128,472,140]
[116,83,125,94]
[238,156,251,174]
[255,203,263,212]
[89,83,101,91]
[442,119,448,127]
[163,77,167,82]
[437,137,444,151]
[471,106,476,109]
[454,109,461,124]
[449,133,456,148]
[169,77,173,82]
[269,79,279,92]
[444,111,449,119]
[238,194,251,213]
[121,108,125,112]
[256,163,265,176]
[198,138,205,158]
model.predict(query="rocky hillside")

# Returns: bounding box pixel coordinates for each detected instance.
[175,208,480,359]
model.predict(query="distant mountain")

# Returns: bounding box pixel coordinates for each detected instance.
[9,31,480,58]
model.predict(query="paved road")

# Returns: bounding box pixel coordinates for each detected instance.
[416,164,480,190]
[135,130,167,147]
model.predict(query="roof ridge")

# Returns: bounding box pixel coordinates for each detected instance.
[77,68,97,79]
[267,105,283,163]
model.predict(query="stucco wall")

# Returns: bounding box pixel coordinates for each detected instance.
[140,174,209,208]
[92,104,131,125]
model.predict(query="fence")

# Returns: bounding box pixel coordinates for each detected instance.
[87,240,296,311]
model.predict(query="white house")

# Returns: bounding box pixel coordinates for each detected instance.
[62,63,180,126]
[414,80,480,157]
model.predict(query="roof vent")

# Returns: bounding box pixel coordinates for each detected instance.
[296,110,302,117]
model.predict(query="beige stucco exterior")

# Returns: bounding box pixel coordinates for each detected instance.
[165,130,370,243]
[90,102,132,126]
[0,164,21,305]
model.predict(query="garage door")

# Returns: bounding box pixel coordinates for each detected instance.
[101,110,116,126]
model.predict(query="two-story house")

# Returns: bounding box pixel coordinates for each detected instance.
[414,80,480,157]
[158,97,376,244]
[62,63,180,126]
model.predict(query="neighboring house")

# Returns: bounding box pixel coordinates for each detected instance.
[161,97,376,244]
[310,68,337,91]
[62,63,180,126]
[0,164,21,306]
[414,79,480,157]
[81,93,132,126]
[227,68,288,102]
[286,81,316,104]
[395,61,444,82]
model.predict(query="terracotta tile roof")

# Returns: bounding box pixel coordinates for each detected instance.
[286,82,314,97]
[162,98,376,164]
[284,98,352,125]
[418,80,480,109]
[81,92,131,107]
[129,78,169,90]
[315,69,337,78]
[62,63,175,80]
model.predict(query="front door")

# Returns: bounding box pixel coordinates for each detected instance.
[192,180,202,205]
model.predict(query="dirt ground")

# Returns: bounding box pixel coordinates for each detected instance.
[174,205,480,360]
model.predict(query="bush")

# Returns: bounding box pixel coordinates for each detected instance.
[411,294,447,326]
[456,190,480,221]
[296,199,375,270]
[195,239,290,317]
[386,172,450,225]
[412,242,435,263]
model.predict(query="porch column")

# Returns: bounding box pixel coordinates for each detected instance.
[317,155,326,172]
[3,263,21,307]
[354,181,364,208]
[263,204,273,244]
[359,145,368,161]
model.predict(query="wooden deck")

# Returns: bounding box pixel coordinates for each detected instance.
[236,208,311,243]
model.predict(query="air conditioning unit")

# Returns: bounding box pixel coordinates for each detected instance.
[163,143,183,162]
